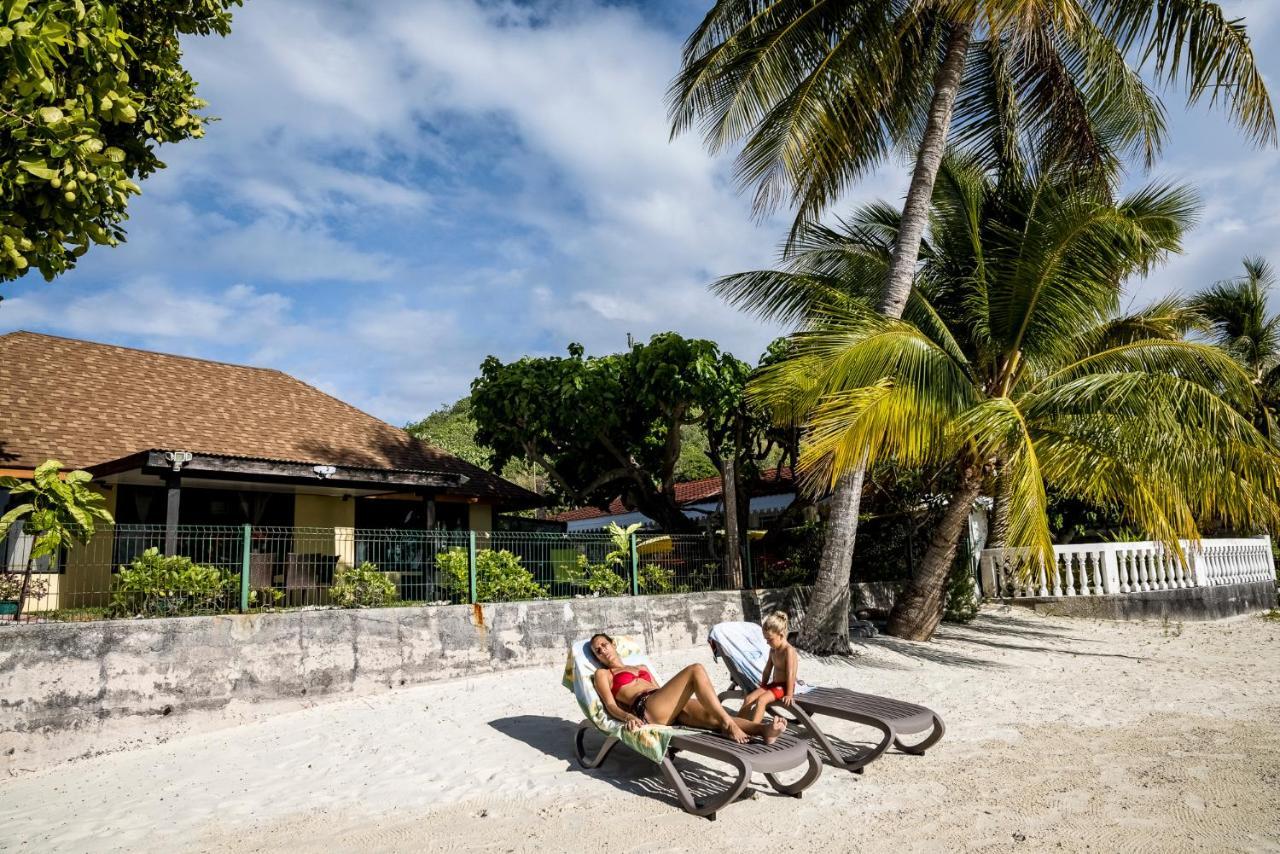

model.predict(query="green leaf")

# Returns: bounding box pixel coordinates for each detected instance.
[18,160,58,181]
[7,0,28,24]
[37,106,64,124]
[102,147,125,163]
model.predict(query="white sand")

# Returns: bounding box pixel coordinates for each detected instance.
[4,607,1279,853]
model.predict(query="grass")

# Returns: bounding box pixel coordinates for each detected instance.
[1261,609,1280,623]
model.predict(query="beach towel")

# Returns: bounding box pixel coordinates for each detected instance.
[561,635,677,763]
[707,621,814,695]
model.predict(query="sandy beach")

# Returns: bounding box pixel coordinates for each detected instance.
[3,607,1279,853]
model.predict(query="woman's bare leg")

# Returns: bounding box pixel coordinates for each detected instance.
[644,664,782,743]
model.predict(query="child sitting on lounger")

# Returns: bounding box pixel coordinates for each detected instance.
[742,611,800,723]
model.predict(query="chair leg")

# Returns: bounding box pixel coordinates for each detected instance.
[660,753,752,821]
[764,747,823,798]
[784,703,893,773]
[574,721,619,769]
[893,714,946,756]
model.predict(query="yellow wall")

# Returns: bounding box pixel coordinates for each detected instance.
[468,503,493,533]
[21,483,117,613]
[292,494,356,566]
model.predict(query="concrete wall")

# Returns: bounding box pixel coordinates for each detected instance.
[0,590,777,762]
[1019,580,1276,621]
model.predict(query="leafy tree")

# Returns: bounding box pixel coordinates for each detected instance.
[673,0,1275,652]
[405,397,549,497]
[1189,257,1280,438]
[471,333,781,534]
[0,0,239,283]
[751,157,1280,640]
[0,459,113,621]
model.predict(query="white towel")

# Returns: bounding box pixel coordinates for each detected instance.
[708,621,813,694]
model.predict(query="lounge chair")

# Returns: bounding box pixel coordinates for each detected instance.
[708,621,945,773]
[563,636,822,819]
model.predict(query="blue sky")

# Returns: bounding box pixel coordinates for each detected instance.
[3,0,1279,425]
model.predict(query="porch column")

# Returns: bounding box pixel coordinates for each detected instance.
[164,473,181,555]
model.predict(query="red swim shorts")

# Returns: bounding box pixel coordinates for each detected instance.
[764,682,786,700]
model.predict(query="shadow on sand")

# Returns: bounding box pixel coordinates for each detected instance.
[487,715,813,812]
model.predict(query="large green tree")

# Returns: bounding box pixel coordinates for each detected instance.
[1189,257,1280,439]
[750,157,1280,641]
[470,333,784,544]
[672,0,1274,652]
[0,0,239,283]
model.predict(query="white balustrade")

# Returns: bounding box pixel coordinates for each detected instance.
[981,537,1274,599]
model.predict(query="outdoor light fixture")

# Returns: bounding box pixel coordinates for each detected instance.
[313,465,337,479]
[164,451,193,471]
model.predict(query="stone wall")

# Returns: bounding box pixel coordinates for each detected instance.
[1018,580,1276,621]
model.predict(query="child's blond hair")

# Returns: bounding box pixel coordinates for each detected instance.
[762,611,789,638]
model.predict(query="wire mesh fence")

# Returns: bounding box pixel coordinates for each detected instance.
[1,524,752,623]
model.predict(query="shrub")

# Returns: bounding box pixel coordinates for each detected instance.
[638,563,674,594]
[111,548,236,617]
[942,558,980,623]
[570,555,628,597]
[330,562,397,608]
[437,547,548,602]
[0,572,49,602]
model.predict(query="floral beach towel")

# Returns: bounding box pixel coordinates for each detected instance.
[562,635,676,764]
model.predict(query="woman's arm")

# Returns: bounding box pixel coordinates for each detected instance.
[594,669,643,732]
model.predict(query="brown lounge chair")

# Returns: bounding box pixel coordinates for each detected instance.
[566,638,822,819]
[709,621,945,773]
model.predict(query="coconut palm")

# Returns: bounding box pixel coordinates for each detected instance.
[671,0,1275,652]
[745,158,1280,640]
[1188,257,1280,438]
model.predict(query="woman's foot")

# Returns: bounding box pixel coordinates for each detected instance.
[722,719,749,744]
[763,716,786,745]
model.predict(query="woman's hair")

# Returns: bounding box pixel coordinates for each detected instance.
[762,611,789,637]
[587,632,614,663]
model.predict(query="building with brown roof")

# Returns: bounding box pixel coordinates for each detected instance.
[0,332,541,609]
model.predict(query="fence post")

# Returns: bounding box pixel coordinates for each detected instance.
[743,534,753,590]
[629,533,639,596]
[467,531,478,604]
[1099,545,1121,594]
[239,524,251,613]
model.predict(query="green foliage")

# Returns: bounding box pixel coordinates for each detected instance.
[436,547,547,603]
[0,0,239,282]
[942,559,980,624]
[637,562,674,594]
[110,547,235,617]
[0,459,113,619]
[0,571,47,601]
[329,562,397,609]
[404,398,492,469]
[569,554,628,597]
[471,333,783,531]
[675,424,718,481]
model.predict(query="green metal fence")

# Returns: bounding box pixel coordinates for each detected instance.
[0,524,753,622]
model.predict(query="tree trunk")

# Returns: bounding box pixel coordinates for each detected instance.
[886,468,984,641]
[796,20,974,655]
[722,453,743,588]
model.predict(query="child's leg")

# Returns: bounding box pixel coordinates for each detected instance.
[741,687,770,723]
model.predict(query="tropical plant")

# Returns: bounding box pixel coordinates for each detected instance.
[569,554,629,597]
[110,547,236,617]
[0,459,113,620]
[638,562,675,594]
[673,0,1275,653]
[750,157,1280,640]
[436,547,548,603]
[1188,257,1280,438]
[330,562,397,608]
[0,0,240,282]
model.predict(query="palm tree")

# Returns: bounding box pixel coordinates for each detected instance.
[1189,257,1280,438]
[671,0,1275,652]
[744,157,1280,641]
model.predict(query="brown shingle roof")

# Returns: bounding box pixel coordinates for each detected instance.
[0,331,538,505]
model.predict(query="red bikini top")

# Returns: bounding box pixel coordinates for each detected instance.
[610,667,655,698]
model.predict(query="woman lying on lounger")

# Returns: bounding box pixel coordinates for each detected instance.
[588,632,785,744]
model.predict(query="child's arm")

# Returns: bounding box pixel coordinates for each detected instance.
[782,646,799,705]
[759,655,774,688]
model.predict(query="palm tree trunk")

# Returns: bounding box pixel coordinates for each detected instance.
[795,20,973,655]
[985,465,1011,551]
[722,452,743,588]
[887,466,984,641]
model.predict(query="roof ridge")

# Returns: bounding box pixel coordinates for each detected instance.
[0,330,280,374]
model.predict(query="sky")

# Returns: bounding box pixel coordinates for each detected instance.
[3,0,1279,426]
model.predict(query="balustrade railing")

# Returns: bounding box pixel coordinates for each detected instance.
[979,537,1275,599]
